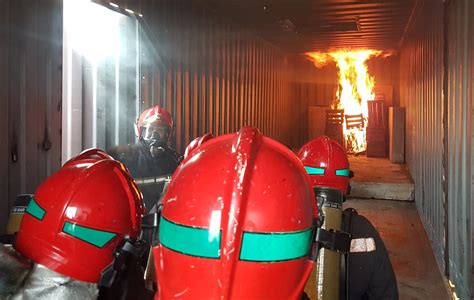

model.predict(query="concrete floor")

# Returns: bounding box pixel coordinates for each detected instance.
[348,156,415,201]
[348,156,413,184]
[304,199,450,299]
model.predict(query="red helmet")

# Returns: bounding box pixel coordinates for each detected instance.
[154,127,318,299]
[183,133,213,160]
[135,105,174,147]
[298,136,351,195]
[15,148,144,283]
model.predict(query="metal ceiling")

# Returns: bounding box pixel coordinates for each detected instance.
[199,0,417,53]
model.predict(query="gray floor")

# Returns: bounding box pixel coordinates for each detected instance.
[344,198,450,300]
[348,156,413,184]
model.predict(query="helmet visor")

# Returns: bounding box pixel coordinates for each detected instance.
[140,124,170,146]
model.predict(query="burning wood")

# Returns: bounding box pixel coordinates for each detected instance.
[306,49,389,154]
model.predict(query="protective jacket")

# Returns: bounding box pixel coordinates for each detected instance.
[341,209,398,300]
[109,142,181,211]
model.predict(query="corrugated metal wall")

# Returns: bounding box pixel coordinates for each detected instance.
[0,0,294,233]
[290,55,400,148]
[0,0,63,233]
[400,0,473,297]
[399,0,445,270]
[118,0,293,153]
[446,0,473,297]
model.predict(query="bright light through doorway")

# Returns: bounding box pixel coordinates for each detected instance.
[64,0,122,62]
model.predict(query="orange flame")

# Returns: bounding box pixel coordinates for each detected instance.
[306,49,382,153]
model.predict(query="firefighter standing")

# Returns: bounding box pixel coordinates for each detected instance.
[298,136,399,300]
[109,105,181,211]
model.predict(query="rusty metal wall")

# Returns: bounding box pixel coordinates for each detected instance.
[400,0,473,297]
[0,0,63,234]
[117,0,293,153]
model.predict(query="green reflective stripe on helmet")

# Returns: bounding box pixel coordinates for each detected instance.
[62,222,117,248]
[159,216,221,259]
[240,228,313,262]
[336,169,351,177]
[304,166,325,175]
[25,197,45,220]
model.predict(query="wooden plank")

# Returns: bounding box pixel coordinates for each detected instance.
[389,107,405,164]
[366,126,387,157]
[374,84,394,109]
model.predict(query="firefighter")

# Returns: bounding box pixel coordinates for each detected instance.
[152,126,319,299]
[109,105,181,212]
[298,136,399,300]
[0,149,148,299]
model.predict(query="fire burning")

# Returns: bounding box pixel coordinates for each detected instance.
[306,49,382,153]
